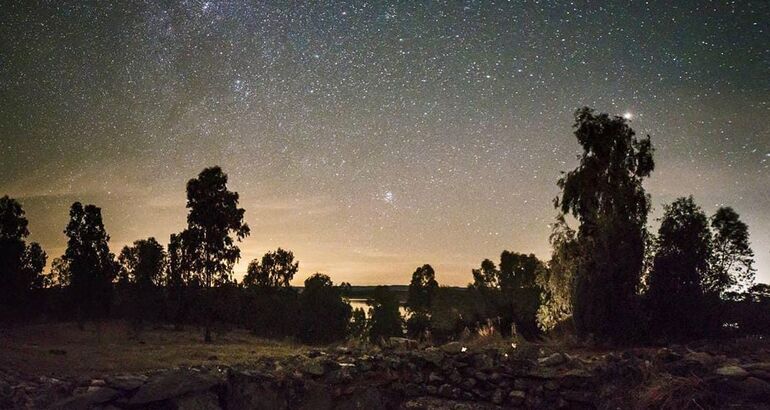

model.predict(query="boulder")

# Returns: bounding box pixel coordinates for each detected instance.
[51,387,120,409]
[537,353,566,367]
[106,374,147,391]
[129,369,225,405]
[508,390,526,405]
[172,391,222,410]
[440,342,464,354]
[715,366,749,379]
[419,348,445,366]
[389,337,418,350]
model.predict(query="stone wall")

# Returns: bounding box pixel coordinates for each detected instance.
[3,340,770,409]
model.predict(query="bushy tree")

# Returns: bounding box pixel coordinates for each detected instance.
[709,207,755,293]
[537,215,579,331]
[469,251,545,338]
[348,308,369,341]
[555,107,654,342]
[117,238,166,328]
[407,264,438,312]
[298,273,352,344]
[647,197,712,339]
[118,238,166,286]
[243,248,298,289]
[368,286,403,343]
[0,196,47,317]
[166,230,199,328]
[185,166,250,342]
[63,202,116,327]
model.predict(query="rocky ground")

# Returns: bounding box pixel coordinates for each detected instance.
[2,338,770,409]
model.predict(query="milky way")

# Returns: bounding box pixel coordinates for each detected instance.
[1,1,768,285]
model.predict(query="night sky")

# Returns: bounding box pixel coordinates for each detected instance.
[1,1,768,285]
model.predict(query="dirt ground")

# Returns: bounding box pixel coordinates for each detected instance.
[0,321,304,378]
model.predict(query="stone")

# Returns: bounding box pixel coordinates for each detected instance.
[389,337,418,350]
[51,387,120,409]
[89,379,106,387]
[737,377,770,400]
[437,383,453,398]
[129,369,225,404]
[537,353,566,367]
[491,388,503,404]
[440,342,464,354]
[301,357,326,376]
[48,349,67,356]
[715,365,749,378]
[106,374,147,391]
[428,372,444,383]
[508,389,526,405]
[419,348,445,366]
[172,391,222,410]
[225,378,287,410]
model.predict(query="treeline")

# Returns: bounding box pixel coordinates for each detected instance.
[0,107,766,345]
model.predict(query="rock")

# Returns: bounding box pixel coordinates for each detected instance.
[437,384,453,398]
[428,372,444,383]
[173,391,222,410]
[491,389,503,404]
[508,389,526,405]
[440,342,464,354]
[301,357,327,376]
[225,376,287,410]
[89,379,106,387]
[129,369,225,404]
[48,349,67,356]
[537,353,566,367]
[51,387,120,409]
[106,374,147,391]
[389,337,418,350]
[715,365,749,378]
[419,348,445,366]
[473,353,495,370]
[736,377,770,400]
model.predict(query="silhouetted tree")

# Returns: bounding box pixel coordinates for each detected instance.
[166,230,199,328]
[537,215,579,331]
[407,264,438,312]
[709,207,756,294]
[368,286,403,343]
[117,238,166,328]
[184,166,250,342]
[555,107,654,342]
[118,238,165,286]
[0,196,47,318]
[298,273,352,344]
[349,307,369,341]
[243,248,298,289]
[499,251,546,338]
[471,259,499,290]
[63,202,116,327]
[647,197,712,339]
[468,252,544,338]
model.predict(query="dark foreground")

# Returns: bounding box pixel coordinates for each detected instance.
[2,331,770,409]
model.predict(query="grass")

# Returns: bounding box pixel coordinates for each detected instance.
[0,321,305,378]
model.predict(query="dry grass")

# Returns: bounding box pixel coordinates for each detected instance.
[636,374,718,410]
[0,322,305,378]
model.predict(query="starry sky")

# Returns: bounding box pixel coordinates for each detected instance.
[1,1,768,285]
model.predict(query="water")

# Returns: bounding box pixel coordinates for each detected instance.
[347,298,409,318]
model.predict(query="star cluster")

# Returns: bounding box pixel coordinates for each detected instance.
[1,1,768,284]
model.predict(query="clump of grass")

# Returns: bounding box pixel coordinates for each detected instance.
[636,374,717,410]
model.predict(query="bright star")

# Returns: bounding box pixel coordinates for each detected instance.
[622,112,634,120]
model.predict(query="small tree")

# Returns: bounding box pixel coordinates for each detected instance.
[537,215,579,332]
[63,202,116,327]
[368,286,403,343]
[709,207,756,294]
[407,264,438,312]
[243,248,298,289]
[185,167,250,342]
[0,196,47,318]
[166,230,199,328]
[298,273,352,344]
[647,197,712,339]
[117,238,166,329]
